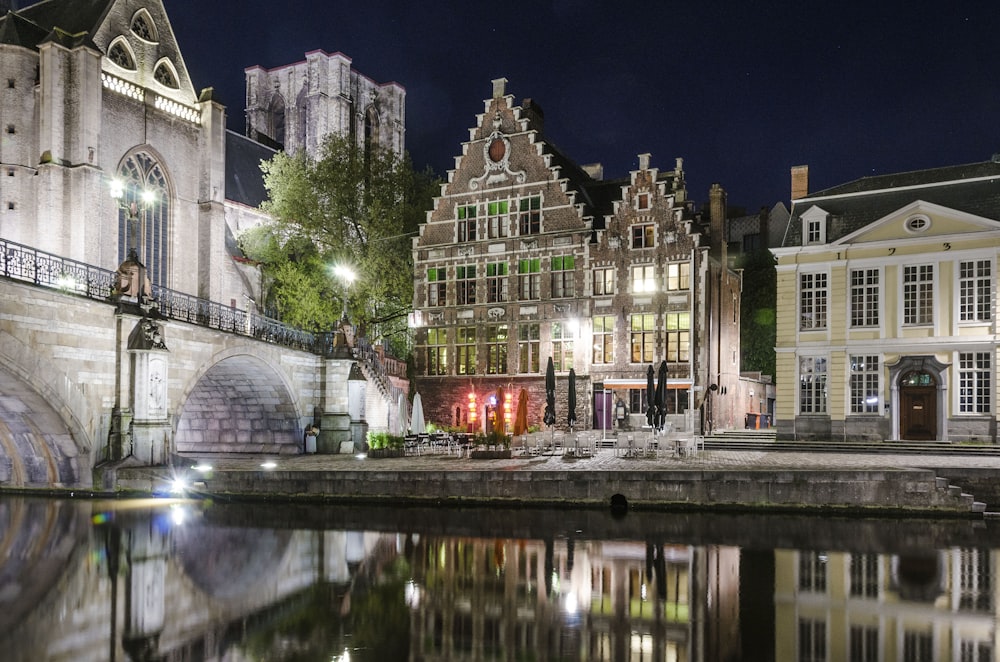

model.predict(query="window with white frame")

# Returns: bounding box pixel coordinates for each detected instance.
[456,264,476,305]
[903,264,934,325]
[849,553,879,598]
[486,262,508,302]
[799,273,828,330]
[630,313,655,363]
[631,264,656,293]
[518,258,540,300]
[487,199,509,238]
[667,262,690,291]
[551,322,574,372]
[798,618,827,662]
[959,259,992,322]
[518,196,540,235]
[799,356,827,414]
[665,312,690,362]
[903,631,932,662]
[426,328,447,376]
[798,551,828,592]
[427,268,446,306]
[958,548,993,611]
[518,323,539,374]
[456,326,476,375]
[960,639,993,662]
[593,267,614,296]
[457,204,477,242]
[959,352,991,414]
[850,268,879,327]
[849,355,880,414]
[592,315,614,364]
[631,223,655,249]
[849,625,878,662]
[485,324,507,374]
[551,255,575,298]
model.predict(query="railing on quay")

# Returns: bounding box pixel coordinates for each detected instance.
[0,239,402,395]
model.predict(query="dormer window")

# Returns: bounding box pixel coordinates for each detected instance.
[154,62,178,89]
[108,39,135,70]
[800,206,828,246]
[130,11,157,42]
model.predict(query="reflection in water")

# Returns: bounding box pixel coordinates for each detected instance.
[0,496,997,661]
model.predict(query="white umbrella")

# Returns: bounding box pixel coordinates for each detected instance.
[396,392,409,436]
[410,392,426,435]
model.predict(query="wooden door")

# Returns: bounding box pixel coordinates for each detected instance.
[901,386,936,440]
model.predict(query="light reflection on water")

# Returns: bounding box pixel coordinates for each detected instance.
[0,496,997,662]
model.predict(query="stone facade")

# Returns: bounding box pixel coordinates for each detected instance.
[245,49,405,159]
[411,79,748,435]
[773,161,1000,442]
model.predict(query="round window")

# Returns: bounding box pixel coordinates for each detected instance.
[905,216,930,233]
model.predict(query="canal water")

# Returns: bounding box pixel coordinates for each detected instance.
[1,496,998,662]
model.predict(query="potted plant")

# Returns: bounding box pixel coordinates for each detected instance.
[367,431,405,458]
[470,430,512,459]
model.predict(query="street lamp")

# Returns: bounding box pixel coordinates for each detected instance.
[111,178,156,310]
[333,264,356,323]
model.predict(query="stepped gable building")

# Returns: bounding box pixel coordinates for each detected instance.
[244,49,405,160]
[772,161,1000,442]
[411,79,750,435]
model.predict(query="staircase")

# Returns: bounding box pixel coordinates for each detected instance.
[701,429,1000,456]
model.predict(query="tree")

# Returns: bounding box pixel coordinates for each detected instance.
[739,247,777,379]
[242,134,439,357]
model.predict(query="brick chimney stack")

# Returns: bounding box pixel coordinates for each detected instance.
[492,77,507,98]
[709,183,727,262]
[791,165,809,201]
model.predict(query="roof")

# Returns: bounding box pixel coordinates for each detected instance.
[225,130,277,208]
[0,0,112,49]
[783,159,1000,247]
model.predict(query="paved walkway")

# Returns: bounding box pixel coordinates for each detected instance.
[178,446,1000,473]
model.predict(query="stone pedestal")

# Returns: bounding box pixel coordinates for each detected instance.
[318,412,351,453]
[127,318,171,465]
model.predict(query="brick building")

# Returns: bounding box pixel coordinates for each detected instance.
[411,79,750,435]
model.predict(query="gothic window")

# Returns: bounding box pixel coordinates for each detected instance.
[130,12,157,42]
[117,153,171,288]
[153,62,178,89]
[364,105,379,169]
[268,94,286,147]
[108,40,135,70]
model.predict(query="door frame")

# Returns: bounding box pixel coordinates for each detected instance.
[886,355,950,441]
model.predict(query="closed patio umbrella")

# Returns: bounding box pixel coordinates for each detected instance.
[513,388,529,436]
[656,360,668,431]
[494,385,507,436]
[544,356,556,426]
[645,364,656,428]
[567,368,577,429]
[396,392,408,436]
[410,392,425,435]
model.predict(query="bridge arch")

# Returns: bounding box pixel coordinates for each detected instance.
[174,350,305,455]
[0,330,93,486]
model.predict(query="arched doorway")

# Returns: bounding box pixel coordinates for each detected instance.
[900,371,936,440]
[887,356,949,441]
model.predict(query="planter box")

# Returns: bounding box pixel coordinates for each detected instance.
[470,449,512,460]
[367,448,404,459]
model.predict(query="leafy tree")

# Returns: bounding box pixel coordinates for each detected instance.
[739,247,777,379]
[242,134,439,357]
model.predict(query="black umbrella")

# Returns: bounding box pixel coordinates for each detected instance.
[645,364,656,428]
[543,356,556,427]
[656,360,668,430]
[567,368,577,428]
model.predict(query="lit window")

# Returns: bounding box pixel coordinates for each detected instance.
[666,262,689,291]
[593,267,614,295]
[518,323,539,373]
[665,312,690,362]
[456,326,476,375]
[849,355,879,414]
[426,328,448,376]
[630,314,655,363]
[592,315,614,364]
[551,322,574,372]
[631,223,655,249]
[631,264,656,293]
[486,324,507,375]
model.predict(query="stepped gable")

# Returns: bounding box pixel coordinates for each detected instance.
[784,159,1000,247]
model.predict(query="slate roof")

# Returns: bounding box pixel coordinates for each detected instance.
[783,159,1000,247]
[225,130,277,209]
[0,0,111,50]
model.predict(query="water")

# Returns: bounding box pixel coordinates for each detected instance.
[1,496,997,662]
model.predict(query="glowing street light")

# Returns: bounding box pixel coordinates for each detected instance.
[332,264,356,322]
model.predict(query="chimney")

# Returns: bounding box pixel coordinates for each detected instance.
[581,163,603,180]
[638,153,651,170]
[791,165,809,201]
[709,183,727,262]
[492,77,508,98]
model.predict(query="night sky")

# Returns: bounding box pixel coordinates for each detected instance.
[163,1,1000,211]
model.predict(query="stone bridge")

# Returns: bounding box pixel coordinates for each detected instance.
[0,254,406,489]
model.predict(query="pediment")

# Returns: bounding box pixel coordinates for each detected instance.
[833,200,1000,246]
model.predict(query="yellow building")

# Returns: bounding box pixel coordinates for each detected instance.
[773,162,1000,441]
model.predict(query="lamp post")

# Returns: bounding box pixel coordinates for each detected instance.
[333,264,356,323]
[110,179,156,311]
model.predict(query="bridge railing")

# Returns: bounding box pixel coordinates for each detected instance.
[0,238,400,391]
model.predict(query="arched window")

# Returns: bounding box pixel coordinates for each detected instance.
[364,105,380,169]
[901,371,936,387]
[108,39,135,70]
[117,153,170,288]
[130,11,157,42]
[153,61,178,89]
[268,94,286,147]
